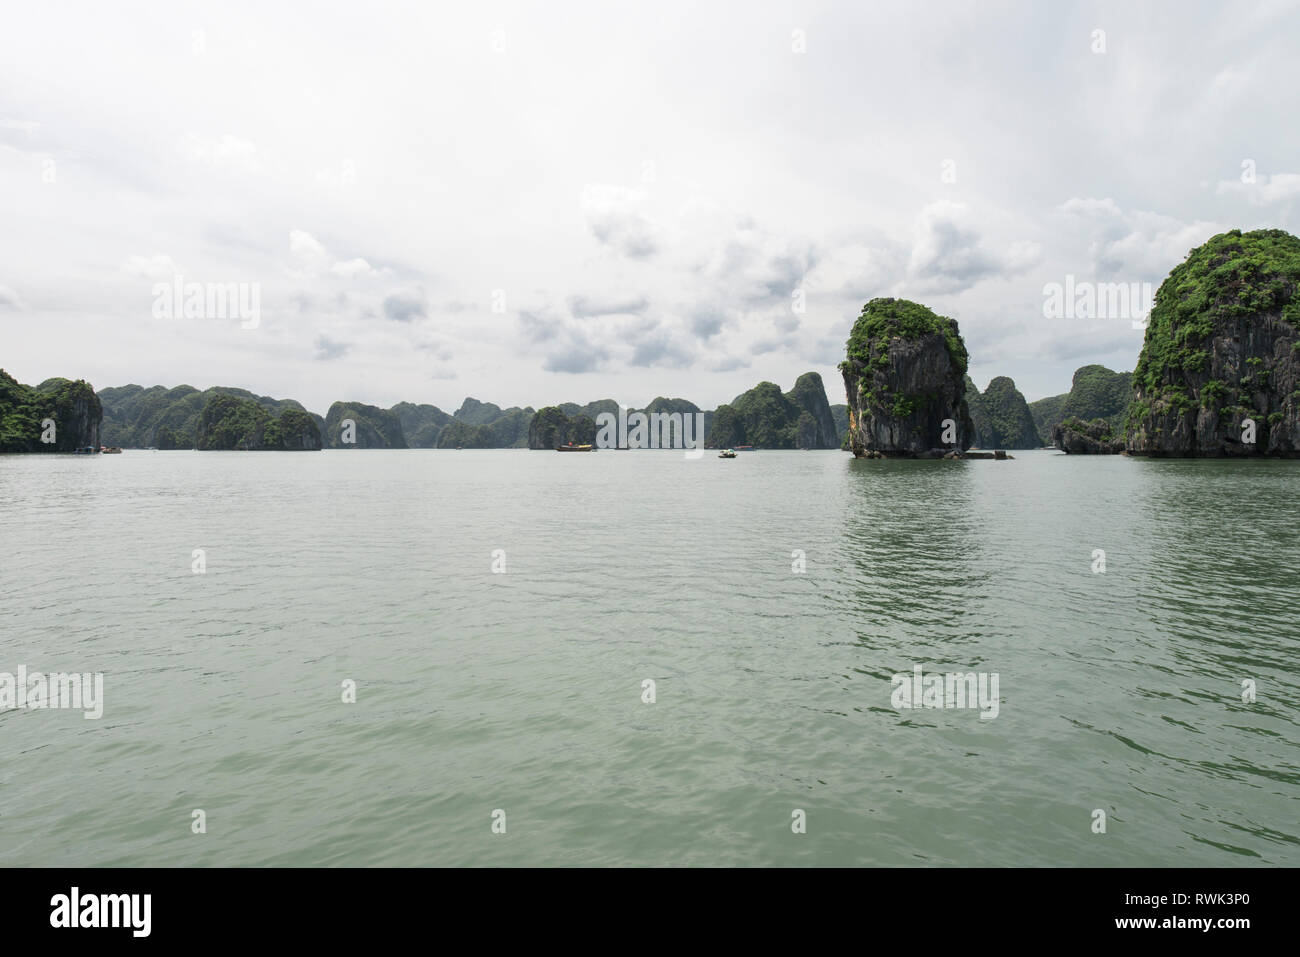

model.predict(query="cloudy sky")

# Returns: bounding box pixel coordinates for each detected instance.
[2,0,1298,414]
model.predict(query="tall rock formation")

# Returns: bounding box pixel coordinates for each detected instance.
[323,402,408,448]
[840,298,973,456]
[0,370,101,451]
[1030,365,1132,441]
[705,374,838,449]
[975,376,1041,448]
[1126,228,1300,456]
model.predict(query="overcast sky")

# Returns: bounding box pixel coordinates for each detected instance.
[3,0,1298,414]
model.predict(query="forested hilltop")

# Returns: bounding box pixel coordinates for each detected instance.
[25,227,1300,458]
[12,361,1149,453]
[0,369,101,451]
[89,372,841,450]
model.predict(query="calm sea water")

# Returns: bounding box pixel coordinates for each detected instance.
[1,449,1296,866]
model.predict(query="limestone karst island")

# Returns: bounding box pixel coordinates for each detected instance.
[3,229,1298,458]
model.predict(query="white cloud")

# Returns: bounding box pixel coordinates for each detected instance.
[331,258,390,279]
[1216,172,1300,206]
[121,254,181,280]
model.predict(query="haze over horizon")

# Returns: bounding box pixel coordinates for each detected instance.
[3,0,1299,412]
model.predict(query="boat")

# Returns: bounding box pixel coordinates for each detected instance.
[100,446,122,454]
[734,445,755,451]
[71,446,98,455]
[718,448,737,458]
[556,443,594,452]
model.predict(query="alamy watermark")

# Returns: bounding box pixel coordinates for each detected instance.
[1042,275,1153,329]
[1,666,103,719]
[152,275,261,329]
[594,408,706,458]
[891,664,999,719]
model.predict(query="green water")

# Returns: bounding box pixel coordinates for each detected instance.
[0,449,1296,866]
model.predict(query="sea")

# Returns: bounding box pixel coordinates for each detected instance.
[1,448,1296,866]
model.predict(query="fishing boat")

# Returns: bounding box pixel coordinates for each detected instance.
[718,448,737,458]
[556,443,594,452]
[100,446,122,454]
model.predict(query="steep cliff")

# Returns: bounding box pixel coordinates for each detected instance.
[786,373,839,448]
[1126,229,1300,456]
[527,406,598,448]
[391,402,452,448]
[1052,417,1123,454]
[323,402,408,449]
[0,370,101,451]
[705,374,839,449]
[975,376,1041,448]
[195,394,322,450]
[840,298,973,456]
[98,384,317,449]
[1030,365,1132,440]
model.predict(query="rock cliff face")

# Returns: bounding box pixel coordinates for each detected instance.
[706,374,839,448]
[967,375,1041,448]
[1052,417,1123,454]
[391,402,451,448]
[98,384,318,449]
[527,406,597,448]
[840,298,973,456]
[830,404,849,448]
[0,370,101,451]
[1030,365,1132,440]
[1126,229,1300,456]
[323,402,408,449]
[786,373,840,448]
[195,394,321,450]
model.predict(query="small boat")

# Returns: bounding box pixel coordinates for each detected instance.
[71,446,98,455]
[556,443,594,452]
[718,448,737,458]
[100,446,122,454]
[734,445,755,451]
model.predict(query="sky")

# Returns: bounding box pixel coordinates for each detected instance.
[2,0,1299,416]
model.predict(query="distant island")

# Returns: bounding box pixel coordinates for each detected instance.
[4,228,1297,457]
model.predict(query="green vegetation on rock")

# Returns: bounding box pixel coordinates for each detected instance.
[1030,365,1132,440]
[974,376,1042,448]
[391,402,452,448]
[195,394,321,450]
[323,402,407,449]
[1127,228,1300,455]
[706,374,838,448]
[844,297,968,377]
[0,369,102,451]
[99,384,319,449]
[840,298,973,455]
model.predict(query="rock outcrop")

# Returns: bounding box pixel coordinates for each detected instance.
[830,404,849,448]
[391,402,452,448]
[195,394,321,450]
[323,402,408,449]
[840,298,973,456]
[98,384,320,449]
[1126,229,1300,456]
[527,406,597,448]
[786,373,840,448]
[968,375,1041,448]
[1052,417,1123,454]
[706,374,840,448]
[0,370,101,451]
[1030,365,1132,441]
